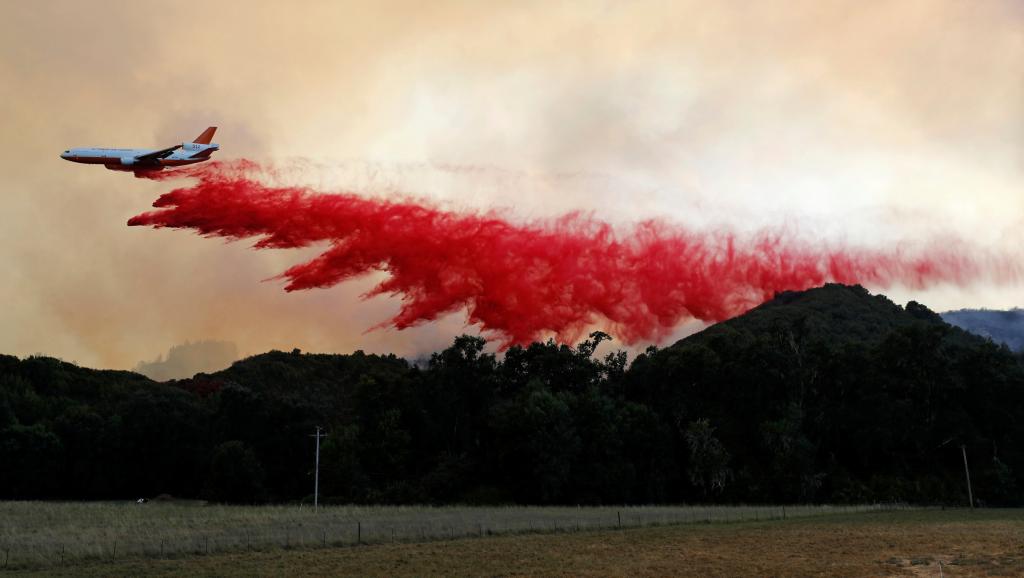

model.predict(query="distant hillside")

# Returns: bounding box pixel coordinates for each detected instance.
[942,308,1024,352]
[677,283,948,347]
[135,340,239,381]
[2,284,1024,506]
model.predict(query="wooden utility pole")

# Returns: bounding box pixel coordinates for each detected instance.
[310,426,327,510]
[961,445,974,509]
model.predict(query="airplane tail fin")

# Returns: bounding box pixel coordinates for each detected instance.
[192,127,217,144]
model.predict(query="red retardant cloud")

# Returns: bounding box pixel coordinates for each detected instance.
[129,161,1015,346]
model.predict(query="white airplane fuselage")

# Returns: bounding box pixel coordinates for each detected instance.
[60,127,219,173]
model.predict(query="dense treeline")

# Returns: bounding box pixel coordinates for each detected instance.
[2,284,1023,505]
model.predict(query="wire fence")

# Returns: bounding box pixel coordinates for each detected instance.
[0,502,909,570]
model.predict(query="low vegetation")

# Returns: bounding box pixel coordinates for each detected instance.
[5,508,1021,577]
[0,501,897,571]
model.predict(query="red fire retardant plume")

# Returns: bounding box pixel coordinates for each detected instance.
[129,161,1008,346]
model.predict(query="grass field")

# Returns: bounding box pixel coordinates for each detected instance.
[0,501,889,571]
[2,508,1021,577]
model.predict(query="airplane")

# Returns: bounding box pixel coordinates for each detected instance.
[60,127,219,174]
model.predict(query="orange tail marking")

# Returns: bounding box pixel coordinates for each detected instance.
[193,127,217,144]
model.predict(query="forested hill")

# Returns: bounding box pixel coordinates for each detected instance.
[942,308,1024,352]
[2,284,1023,506]
[694,283,947,344]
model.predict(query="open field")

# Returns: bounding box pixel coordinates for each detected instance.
[0,501,890,571]
[3,509,1022,577]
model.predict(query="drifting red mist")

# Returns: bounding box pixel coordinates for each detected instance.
[129,161,995,346]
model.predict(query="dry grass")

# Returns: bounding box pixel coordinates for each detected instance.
[0,501,881,570]
[6,508,1022,577]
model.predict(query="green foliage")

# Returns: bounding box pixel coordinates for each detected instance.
[204,440,267,504]
[685,418,731,497]
[2,284,1024,505]
[0,422,62,497]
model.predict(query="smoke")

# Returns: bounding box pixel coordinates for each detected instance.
[942,309,1024,352]
[129,161,1020,347]
[134,339,239,381]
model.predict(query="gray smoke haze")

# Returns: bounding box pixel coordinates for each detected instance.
[2,1,1022,370]
[942,309,1024,352]
[134,340,239,381]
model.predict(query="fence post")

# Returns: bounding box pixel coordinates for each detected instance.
[112,540,117,560]
[617,511,622,529]
[160,539,164,557]
[60,544,65,566]
[205,536,209,555]
[357,521,361,545]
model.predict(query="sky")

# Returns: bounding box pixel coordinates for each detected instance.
[1,0,1021,373]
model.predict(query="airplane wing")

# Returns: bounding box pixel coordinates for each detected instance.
[134,144,182,163]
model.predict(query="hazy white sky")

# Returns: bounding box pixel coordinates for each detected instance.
[1,0,1021,369]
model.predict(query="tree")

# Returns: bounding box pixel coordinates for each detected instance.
[685,418,732,499]
[204,441,267,504]
[0,423,63,498]
[319,425,368,502]
[491,382,580,503]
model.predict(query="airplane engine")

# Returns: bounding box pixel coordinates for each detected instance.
[120,156,137,166]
